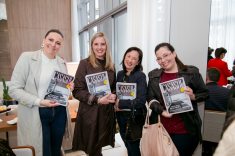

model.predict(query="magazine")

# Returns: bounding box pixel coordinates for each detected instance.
[44,70,74,106]
[116,82,136,100]
[85,71,111,97]
[159,77,193,114]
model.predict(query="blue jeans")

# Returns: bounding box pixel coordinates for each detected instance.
[39,106,67,156]
[116,112,141,156]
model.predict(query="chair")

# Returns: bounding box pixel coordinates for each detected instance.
[203,110,226,143]
[12,146,35,156]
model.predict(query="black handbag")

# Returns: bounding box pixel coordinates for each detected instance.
[0,139,16,156]
[125,112,145,141]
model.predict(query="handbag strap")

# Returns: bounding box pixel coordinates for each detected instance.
[145,99,161,126]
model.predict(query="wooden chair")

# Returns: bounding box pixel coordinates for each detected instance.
[12,146,35,156]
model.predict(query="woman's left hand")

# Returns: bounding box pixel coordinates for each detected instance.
[184,86,195,100]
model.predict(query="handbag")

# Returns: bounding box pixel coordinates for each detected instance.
[0,138,16,156]
[125,112,145,141]
[140,100,179,156]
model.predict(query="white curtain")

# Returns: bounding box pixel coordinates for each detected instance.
[71,0,80,62]
[209,0,235,69]
[127,0,171,74]
[0,0,7,20]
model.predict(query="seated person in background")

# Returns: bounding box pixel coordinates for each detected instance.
[207,47,214,63]
[207,47,232,86]
[205,68,230,111]
[232,59,235,77]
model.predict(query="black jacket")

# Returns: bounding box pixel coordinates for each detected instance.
[117,70,147,112]
[205,82,230,111]
[147,65,208,141]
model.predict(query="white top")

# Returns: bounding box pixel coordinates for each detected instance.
[214,119,235,156]
[38,52,59,99]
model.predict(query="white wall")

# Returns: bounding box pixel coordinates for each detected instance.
[170,0,211,80]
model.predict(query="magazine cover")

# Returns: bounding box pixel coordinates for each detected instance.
[159,77,193,114]
[116,82,136,100]
[44,70,74,106]
[85,71,111,97]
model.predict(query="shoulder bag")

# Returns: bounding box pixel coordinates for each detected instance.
[140,100,179,156]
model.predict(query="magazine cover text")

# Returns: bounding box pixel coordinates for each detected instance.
[44,71,74,106]
[85,71,111,97]
[116,82,136,100]
[159,77,193,114]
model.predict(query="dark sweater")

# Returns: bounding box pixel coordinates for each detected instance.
[205,82,230,111]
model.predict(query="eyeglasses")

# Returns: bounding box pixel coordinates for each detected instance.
[156,53,172,62]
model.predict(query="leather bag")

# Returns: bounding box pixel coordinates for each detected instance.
[140,100,179,156]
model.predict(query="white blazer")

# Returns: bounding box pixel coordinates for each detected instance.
[9,50,69,156]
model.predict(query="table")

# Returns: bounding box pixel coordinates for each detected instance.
[0,113,17,132]
[0,106,78,133]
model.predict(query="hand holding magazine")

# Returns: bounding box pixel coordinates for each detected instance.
[85,71,111,97]
[159,77,193,114]
[44,71,74,106]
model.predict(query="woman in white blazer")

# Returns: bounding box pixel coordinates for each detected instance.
[9,29,72,156]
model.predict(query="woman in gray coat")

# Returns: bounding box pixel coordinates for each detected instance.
[9,29,71,156]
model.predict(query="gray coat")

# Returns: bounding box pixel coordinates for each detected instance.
[9,50,72,156]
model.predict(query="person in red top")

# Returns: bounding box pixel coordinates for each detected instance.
[207,47,232,86]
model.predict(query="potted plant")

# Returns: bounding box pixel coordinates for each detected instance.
[2,78,17,106]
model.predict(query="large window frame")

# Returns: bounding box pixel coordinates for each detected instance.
[78,1,127,62]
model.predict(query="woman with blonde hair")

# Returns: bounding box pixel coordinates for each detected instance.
[72,32,116,156]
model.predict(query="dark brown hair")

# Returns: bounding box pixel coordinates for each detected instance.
[45,29,64,38]
[154,42,186,69]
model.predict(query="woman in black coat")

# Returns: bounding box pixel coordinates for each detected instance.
[115,47,147,156]
[147,43,208,156]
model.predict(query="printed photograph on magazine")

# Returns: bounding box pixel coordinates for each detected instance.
[116,82,136,100]
[159,77,193,114]
[44,70,74,106]
[85,71,111,97]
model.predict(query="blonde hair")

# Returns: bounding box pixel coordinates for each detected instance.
[88,32,114,71]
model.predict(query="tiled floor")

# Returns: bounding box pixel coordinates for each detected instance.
[65,133,128,156]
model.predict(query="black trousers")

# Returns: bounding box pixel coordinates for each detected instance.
[116,111,141,156]
[170,133,199,156]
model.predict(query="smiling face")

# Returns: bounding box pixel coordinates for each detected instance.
[92,37,107,60]
[124,50,140,73]
[42,32,63,59]
[156,46,177,72]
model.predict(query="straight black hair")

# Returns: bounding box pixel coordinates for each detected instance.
[121,47,143,73]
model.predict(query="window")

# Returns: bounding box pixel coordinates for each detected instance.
[78,0,127,66]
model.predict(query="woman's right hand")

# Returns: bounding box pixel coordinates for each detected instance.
[161,110,173,118]
[98,94,116,105]
[40,99,60,107]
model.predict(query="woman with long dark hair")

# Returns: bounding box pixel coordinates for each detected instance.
[147,43,208,156]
